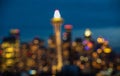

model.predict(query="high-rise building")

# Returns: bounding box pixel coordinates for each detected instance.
[63,24,73,64]
[1,36,16,70]
[51,9,63,71]
[9,29,20,62]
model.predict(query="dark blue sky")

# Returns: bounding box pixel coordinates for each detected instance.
[0,0,120,51]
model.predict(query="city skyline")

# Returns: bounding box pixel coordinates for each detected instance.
[0,0,120,51]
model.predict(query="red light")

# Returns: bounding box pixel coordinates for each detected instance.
[0,50,2,54]
[64,24,72,30]
[87,42,93,48]
[10,29,20,34]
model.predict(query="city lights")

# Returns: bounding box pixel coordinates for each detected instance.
[87,42,93,48]
[97,49,102,54]
[97,37,104,44]
[29,70,37,75]
[64,24,72,30]
[1,42,10,48]
[6,47,14,52]
[51,10,63,23]
[84,29,92,37]
[103,47,112,53]
[72,42,77,46]
[0,9,117,76]
[5,53,14,58]
[96,58,102,64]
[54,10,61,18]
[5,59,14,66]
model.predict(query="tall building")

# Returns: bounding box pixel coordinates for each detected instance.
[1,36,16,70]
[63,24,73,64]
[51,9,63,71]
[9,29,20,62]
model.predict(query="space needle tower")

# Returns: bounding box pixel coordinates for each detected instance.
[51,9,63,71]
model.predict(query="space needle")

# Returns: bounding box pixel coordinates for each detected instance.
[51,9,63,71]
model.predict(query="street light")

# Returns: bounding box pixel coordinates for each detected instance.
[51,9,63,71]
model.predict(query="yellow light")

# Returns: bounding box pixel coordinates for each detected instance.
[72,42,76,46]
[5,53,14,58]
[63,50,69,57]
[6,59,14,66]
[1,42,10,48]
[27,58,35,67]
[52,65,57,74]
[52,18,63,22]
[6,47,14,52]
[80,56,84,60]
[92,52,98,58]
[97,37,104,43]
[103,47,112,53]
[96,58,102,63]
[84,29,92,37]
[84,57,88,62]
[97,49,102,54]
[51,10,63,23]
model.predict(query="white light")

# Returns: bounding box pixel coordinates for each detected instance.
[29,70,37,75]
[80,56,84,60]
[54,10,61,18]
[84,57,88,62]
[96,58,102,63]
[85,29,92,37]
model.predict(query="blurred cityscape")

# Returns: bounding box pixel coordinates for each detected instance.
[0,10,120,76]
[0,27,120,76]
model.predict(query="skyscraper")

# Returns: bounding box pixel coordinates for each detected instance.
[63,24,73,64]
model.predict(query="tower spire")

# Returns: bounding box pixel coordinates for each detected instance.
[53,10,61,18]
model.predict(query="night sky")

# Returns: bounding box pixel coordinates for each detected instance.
[0,0,120,51]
